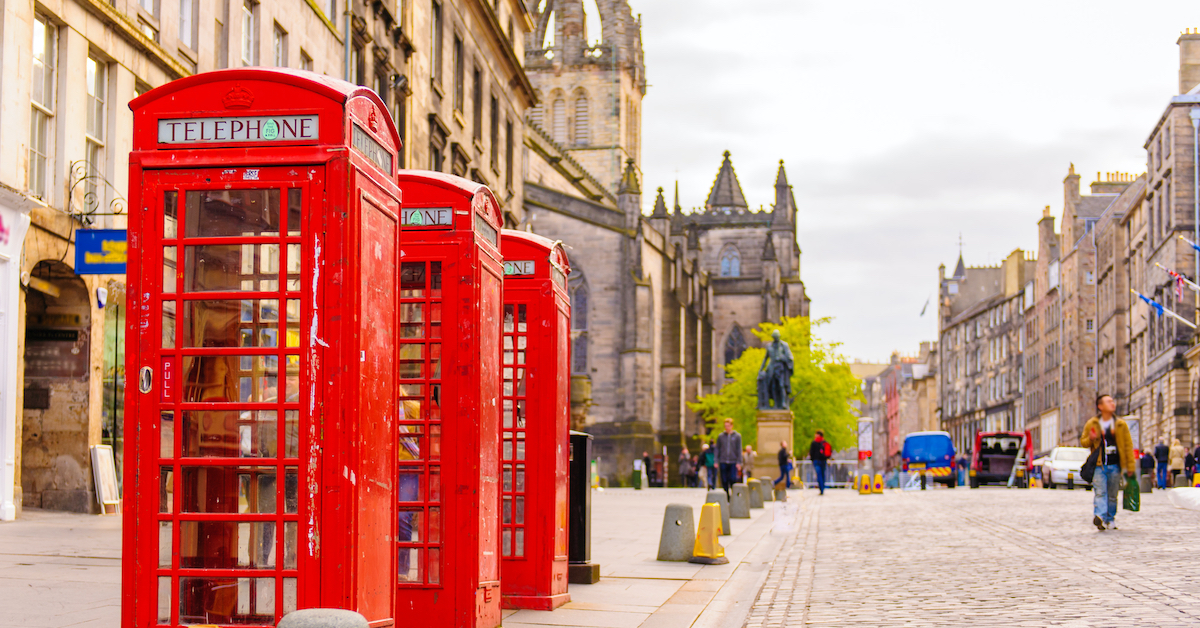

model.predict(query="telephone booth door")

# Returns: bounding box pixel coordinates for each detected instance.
[497,231,571,611]
[124,68,403,628]
[392,172,504,628]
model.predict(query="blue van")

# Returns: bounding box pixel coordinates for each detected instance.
[901,431,957,488]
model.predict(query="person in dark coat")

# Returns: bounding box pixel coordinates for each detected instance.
[714,418,743,499]
[1155,439,1170,489]
[776,441,792,489]
[700,444,717,489]
[809,430,832,495]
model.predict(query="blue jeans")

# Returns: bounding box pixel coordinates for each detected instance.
[1157,462,1169,489]
[776,463,792,488]
[813,460,827,494]
[706,465,717,489]
[1093,464,1121,524]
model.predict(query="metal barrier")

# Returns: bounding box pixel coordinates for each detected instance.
[795,460,861,488]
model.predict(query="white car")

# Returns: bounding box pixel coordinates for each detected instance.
[1041,446,1091,489]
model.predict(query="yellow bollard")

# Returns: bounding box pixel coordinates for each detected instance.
[688,503,729,565]
[1193,472,1200,488]
[859,474,871,494]
[872,473,884,494]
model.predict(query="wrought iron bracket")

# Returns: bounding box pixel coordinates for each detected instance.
[67,159,127,225]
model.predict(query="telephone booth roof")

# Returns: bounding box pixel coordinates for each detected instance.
[396,170,504,234]
[500,230,570,279]
[128,67,399,153]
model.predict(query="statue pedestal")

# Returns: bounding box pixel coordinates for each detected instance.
[755,409,794,478]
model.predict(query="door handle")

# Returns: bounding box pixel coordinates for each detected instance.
[139,366,153,394]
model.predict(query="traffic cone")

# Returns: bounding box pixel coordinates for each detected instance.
[1193,472,1200,488]
[872,473,884,494]
[688,503,729,565]
[859,474,871,494]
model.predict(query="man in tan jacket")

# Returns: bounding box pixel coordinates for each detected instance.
[1080,394,1135,531]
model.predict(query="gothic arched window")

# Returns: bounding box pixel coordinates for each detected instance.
[724,325,747,365]
[551,98,567,144]
[571,276,589,374]
[574,95,589,146]
[719,246,741,277]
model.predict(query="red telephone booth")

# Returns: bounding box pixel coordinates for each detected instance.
[496,231,572,610]
[393,171,504,628]
[123,68,402,627]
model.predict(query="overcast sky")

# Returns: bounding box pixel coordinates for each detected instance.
[630,0,1199,363]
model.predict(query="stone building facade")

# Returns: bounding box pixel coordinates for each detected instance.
[0,0,536,518]
[1094,175,1144,421]
[520,1,808,484]
[1024,210,1062,452]
[938,250,1032,455]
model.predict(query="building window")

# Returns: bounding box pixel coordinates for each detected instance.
[273,23,288,66]
[571,278,589,375]
[529,93,543,128]
[453,35,464,112]
[1086,366,1094,380]
[328,0,337,20]
[490,96,499,170]
[574,95,589,145]
[180,0,197,49]
[29,14,56,200]
[1085,318,1094,332]
[431,1,444,85]
[241,1,258,66]
[299,49,313,71]
[719,246,741,277]
[724,325,747,365]
[472,67,483,140]
[351,43,364,85]
[505,118,514,191]
[85,55,108,211]
[551,98,567,144]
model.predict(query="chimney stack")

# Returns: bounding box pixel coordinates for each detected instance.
[1178,30,1200,94]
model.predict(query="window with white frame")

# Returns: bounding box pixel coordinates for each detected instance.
[299,49,312,71]
[180,0,197,49]
[570,276,589,374]
[29,14,56,200]
[273,23,287,66]
[242,1,258,66]
[1086,366,1094,380]
[85,55,108,213]
[719,246,741,277]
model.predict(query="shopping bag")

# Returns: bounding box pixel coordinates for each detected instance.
[1123,474,1141,512]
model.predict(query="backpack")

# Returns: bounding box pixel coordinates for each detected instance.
[823,441,832,458]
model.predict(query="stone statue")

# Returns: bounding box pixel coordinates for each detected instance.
[757,330,794,410]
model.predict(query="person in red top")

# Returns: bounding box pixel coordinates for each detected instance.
[809,430,832,495]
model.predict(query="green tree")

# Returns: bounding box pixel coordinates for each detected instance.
[689,316,863,455]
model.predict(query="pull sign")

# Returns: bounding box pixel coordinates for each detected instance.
[161,357,177,402]
[139,367,153,394]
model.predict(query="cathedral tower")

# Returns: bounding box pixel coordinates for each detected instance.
[524,0,647,196]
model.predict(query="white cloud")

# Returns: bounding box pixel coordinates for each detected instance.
[636,0,1197,360]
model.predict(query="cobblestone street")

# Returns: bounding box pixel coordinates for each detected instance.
[746,486,1200,628]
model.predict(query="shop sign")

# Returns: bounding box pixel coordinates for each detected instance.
[76,229,127,274]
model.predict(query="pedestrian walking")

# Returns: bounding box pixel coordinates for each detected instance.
[1185,449,1195,484]
[776,441,792,489]
[690,455,701,487]
[1170,438,1186,485]
[714,418,743,499]
[700,444,717,489]
[809,430,832,495]
[742,445,756,482]
[1140,449,1155,481]
[1155,438,1170,489]
[678,448,692,488]
[1081,394,1136,531]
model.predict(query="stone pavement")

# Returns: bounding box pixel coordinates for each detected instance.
[0,508,121,627]
[744,485,1200,628]
[0,487,798,628]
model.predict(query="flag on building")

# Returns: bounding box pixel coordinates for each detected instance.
[1132,289,1196,329]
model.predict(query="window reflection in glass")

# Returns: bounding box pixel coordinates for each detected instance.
[186,189,280,237]
[178,577,275,626]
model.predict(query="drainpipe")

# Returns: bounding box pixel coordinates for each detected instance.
[344,6,352,83]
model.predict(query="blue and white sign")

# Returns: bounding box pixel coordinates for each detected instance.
[75,229,127,274]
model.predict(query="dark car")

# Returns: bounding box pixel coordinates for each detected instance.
[970,431,1033,488]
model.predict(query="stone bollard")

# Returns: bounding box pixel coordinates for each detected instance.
[656,503,696,561]
[773,487,787,502]
[758,477,774,502]
[704,489,731,536]
[747,479,764,508]
[729,484,751,518]
[278,609,369,628]
[1176,473,1190,488]
[1139,473,1153,494]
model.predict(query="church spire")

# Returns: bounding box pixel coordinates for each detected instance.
[618,158,641,195]
[704,150,748,212]
[673,180,682,214]
[651,187,669,217]
[772,159,794,228]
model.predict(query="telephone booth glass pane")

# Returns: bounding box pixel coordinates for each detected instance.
[397,261,443,584]
[501,303,528,558]
[156,181,303,626]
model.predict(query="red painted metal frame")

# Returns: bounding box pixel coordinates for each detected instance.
[392,171,504,628]
[497,231,571,611]
[124,68,401,628]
